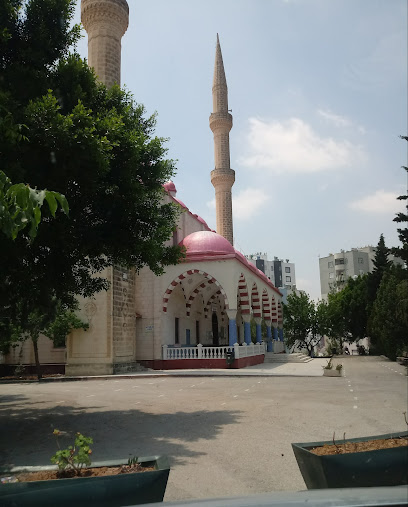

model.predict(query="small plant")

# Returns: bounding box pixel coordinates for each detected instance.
[127,455,139,466]
[51,430,93,476]
[336,364,343,371]
[323,358,333,370]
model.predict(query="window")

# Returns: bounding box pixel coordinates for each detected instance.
[328,261,334,268]
[175,318,179,344]
[196,320,200,343]
[335,258,345,265]
[329,272,334,279]
[286,276,291,282]
[285,284,291,290]
[285,267,291,273]
[358,257,364,264]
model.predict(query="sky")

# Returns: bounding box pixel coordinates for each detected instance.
[73,0,407,300]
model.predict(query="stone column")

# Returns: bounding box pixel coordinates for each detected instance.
[81,0,129,88]
[226,309,238,346]
[254,317,262,344]
[279,327,284,342]
[273,326,279,341]
[242,314,251,345]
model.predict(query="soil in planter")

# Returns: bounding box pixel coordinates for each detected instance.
[13,464,156,483]
[310,436,408,456]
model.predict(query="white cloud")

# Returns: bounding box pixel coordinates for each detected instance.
[239,117,364,174]
[317,109,351,127]
[349,190,402,214]
[233,188,270,220]
[207,187,270,221]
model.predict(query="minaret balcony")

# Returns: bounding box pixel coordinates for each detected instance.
[209,112,233,132]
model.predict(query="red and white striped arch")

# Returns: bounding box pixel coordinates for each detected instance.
[271,296,278,325]
[162,269,229,314]
[203,289,226,318]
[262,289,270,320]
[238,274,250,315]
[251,283,262,318]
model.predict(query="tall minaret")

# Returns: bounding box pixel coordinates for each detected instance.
[81,0,129,88]
[210,34,235,246]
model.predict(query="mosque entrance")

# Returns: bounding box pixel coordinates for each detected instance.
[212,312,219,346]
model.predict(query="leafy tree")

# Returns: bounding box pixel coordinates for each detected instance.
[367,234,392,306]
[391,136,408,266]
[369,268,408,360]
[283,292,321,356]
[0,0,181,357]
[0,170,68,239]
[337,275,369,342]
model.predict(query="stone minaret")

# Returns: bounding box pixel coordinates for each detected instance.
[210,34,235,246]
[81,0,129,88]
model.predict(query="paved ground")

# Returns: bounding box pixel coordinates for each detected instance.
[0,356,406,502]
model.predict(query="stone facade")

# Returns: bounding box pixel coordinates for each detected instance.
[81,0,129,87]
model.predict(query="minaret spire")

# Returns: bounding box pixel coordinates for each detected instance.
[210,34,235,245]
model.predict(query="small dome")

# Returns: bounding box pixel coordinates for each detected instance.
[179,231,235,258]
[163,181,177,195]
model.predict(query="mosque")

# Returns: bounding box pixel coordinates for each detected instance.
[2,0,284,375]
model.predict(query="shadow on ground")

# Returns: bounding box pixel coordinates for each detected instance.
[0,393,243,469]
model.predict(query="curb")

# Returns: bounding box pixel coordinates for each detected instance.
[0,371,327,384]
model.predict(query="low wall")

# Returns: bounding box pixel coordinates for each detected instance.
[139,354,265,370]
[0,363,65,377]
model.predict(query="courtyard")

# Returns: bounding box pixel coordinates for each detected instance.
[0,356,407,502]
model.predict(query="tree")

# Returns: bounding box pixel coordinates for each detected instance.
[2,301,88,380]
[391,136,408,266]
[0,1,182,356]
[369,268,408,360]
[0,170,68,239]
[367,234,392,306]
[283,292,321,356]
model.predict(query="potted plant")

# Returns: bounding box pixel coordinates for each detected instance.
[292,430,408,489]
[322,358,344,377]
[0,430,170,507]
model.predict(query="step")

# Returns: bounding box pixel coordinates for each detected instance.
[264,353,312,363]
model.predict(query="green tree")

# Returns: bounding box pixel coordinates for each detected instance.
[283,292,321,356]
[367,234,392,306]
[0,1,181,357]
[391,136,408,266]
[369,268,408,360]
[0,170,68,239]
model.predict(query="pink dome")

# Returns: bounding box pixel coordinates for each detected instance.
[179,231,235,258]
[163,181,176,193]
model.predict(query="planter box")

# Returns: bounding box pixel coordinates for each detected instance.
[292,432,408,489]
[0,456,170,507]
[323,368,344,377]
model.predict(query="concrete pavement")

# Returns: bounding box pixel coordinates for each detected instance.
[0,356,406,502]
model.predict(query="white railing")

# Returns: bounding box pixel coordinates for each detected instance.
[162,342,266,360]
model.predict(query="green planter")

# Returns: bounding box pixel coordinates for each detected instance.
[0,456,170,507]
[292,432,408,489]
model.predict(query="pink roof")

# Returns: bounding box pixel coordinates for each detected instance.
[179,231,235,259]
[193,214,209,227]
[163,181,176,193]
[173,197,187,209]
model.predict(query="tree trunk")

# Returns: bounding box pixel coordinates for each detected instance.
[32,338,42,380]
